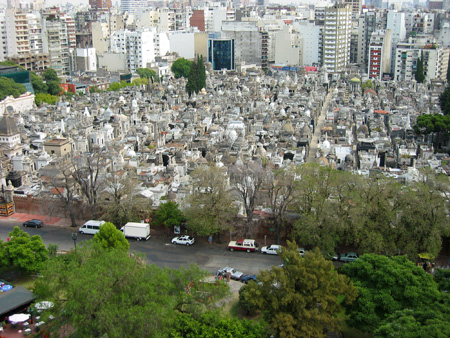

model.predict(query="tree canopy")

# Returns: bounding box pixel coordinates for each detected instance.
[1,226,48,272]
[154,201,185,228]
[170,311,267,338]
[184,164,237,239]
[240,242,357,338]
[137,68,158,82]
[186,55,206,97]
[34,247,208,338]
[415,55,425,83]
[439,84,450,116]
[414,114,450,134]
[171,58,192,79]
[340,254,443,333]
[92,222,129,251]
[0,77,27,100]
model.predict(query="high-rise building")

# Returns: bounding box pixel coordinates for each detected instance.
[120,0,148,14]
[222,21,262,68]
[89,0,112,12]
[367,29,392,80]
[343,0,361,17]
[323,3,352,73]
[208,38,235,71]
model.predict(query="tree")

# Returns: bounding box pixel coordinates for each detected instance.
[414,114,450,135]
[415,53,425,83]
[46,80,62,96]
[362,79,373,93]
[154,201,184,229]
[30,72,48,94]
[340,254,442,333]
[439,85,450,116]
[171,58,192,79]
[292,164,348,254]
[137,68,158,83]
[434,268,450,292]
[0,77,27,100]
[186,55,206,97]
[2,226,48,273]
[99,168,152,226]
[92,222,129,251]
[344,174,401,255]
[374,300,450,338]
[71,150,109,217]
[229,160,267,237]
[241,242,357,338]
[395,175,448,259]
[34,247,206,338]
[42,68,59,83]
[45,164,79,227]
[35,93,58,106]
[170,311,267,337]
[183,164,237,240]
[265,166,297,244]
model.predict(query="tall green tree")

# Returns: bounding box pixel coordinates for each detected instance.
[1,226,48,273]
[340,254,442,333]
[0,77,27,100]
[171,58,192,79]
[183,164,237,240]
[186,55,206,97]
[154,201,185,229]
[31,72,48,94]
[42,68,61,95]
[439,85,450,115]
[292,164,348,254]
[186,58,199,97]
[92,222,129,251]
[265,165,297,244]
[415,53,425,83]
[241,242,357,338]
[34,247,207,338]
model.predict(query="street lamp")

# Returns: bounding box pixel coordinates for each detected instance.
[71,233,77,252]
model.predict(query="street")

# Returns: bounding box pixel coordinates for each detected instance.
[0,220,282,276]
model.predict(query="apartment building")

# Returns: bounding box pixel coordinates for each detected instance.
[323,3,352,74]
[367,29,392,80]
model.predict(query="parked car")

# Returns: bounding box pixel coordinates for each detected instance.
[23,219,44,228]
[240,274,257,284]
[339,252,359,262]
[227,239,259,252]
[261,244,282,255]
[171,235,195,246]
[216,267,244,280]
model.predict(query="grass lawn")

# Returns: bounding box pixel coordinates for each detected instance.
[0,266,37,290]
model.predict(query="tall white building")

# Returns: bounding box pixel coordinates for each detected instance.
[110,29,162,73]
[4,9,30,58]
[323,3,352,73]
[293,20,321,66]
[386,10,406,76]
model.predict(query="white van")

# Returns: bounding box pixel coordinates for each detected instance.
[78,220,106,235]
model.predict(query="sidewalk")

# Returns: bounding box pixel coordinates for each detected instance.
[4,213,78,227]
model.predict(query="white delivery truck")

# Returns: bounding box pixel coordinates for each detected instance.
[122,222,151,241]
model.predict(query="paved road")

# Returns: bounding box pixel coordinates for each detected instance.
[307,87,334,163]
[0,219,282,276]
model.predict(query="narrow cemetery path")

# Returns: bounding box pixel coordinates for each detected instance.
[306,87,333,163]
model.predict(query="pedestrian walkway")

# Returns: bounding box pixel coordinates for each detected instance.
[306,87,333,163]
[3,213,76,227]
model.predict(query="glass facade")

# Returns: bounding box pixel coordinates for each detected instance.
[208,39,235,71]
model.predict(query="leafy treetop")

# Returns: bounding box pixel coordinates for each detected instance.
[241,241,358,338]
